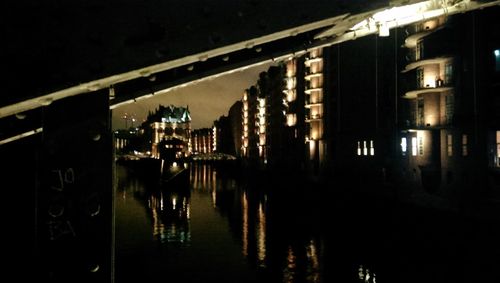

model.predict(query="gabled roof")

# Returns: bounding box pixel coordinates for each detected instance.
[149,104,191,123]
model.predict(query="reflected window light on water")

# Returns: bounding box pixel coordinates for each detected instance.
[241,191,249,257]
[147,189,191,245]
[306,239,320,282]
[257,202,267,267]
[283,246,297,283]
[358,265,377,283]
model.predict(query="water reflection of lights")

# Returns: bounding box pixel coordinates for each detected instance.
[358,265,377,283]
[149,191,191,245]
[306,239,320,282]
[257,202,266,267]
[241,191,249,257]
[283,246,297,283]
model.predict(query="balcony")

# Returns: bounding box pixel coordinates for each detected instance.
[403,56,452,73]
[304,57,322,66]
[305,98,323,108]
[305,87,322,94]
[404,17,445,37]
[305,114,322,122]
[304,72,322,81]
[404,30,433,48]
[404,86,453,99]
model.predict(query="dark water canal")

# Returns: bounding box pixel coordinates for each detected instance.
[115,163,500,283]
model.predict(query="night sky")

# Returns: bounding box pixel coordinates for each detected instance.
[112,62,274,130]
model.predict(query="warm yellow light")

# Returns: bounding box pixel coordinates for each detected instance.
[378,22,389,37]
[257,202,266,266]
[286,90,296,102]
[287,77,295,90]
[401,137,407,153]
[412,137,417,156]
[286,114,297,126]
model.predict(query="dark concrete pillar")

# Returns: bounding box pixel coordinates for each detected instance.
[38,91,113,283]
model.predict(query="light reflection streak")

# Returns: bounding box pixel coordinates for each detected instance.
[358,264,377,283]
[148,190,191,245]
[242,191,249,257]
[283,246,297,283]
[257,202,266,267]
[306,239,320,282]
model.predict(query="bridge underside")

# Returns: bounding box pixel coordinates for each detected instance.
[2,1,498,136]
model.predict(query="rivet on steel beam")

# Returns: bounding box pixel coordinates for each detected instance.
[15,113,27,120]
[39,98,53,106]
[199,54,209,62]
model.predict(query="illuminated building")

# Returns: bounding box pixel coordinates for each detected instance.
[280,57,306,171]
[241,86,259,163]
[304,48,326,176]
[398,7,500,195]
[213,115,235,155]
[228,101,243,157]
[191,128,213,154]
[241,66,298,170]
[146,104,191,159]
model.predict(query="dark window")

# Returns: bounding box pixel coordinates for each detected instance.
[445,63,453,85]
[417,98,424,127]
[445,94,454,125]
[417,68,424,88]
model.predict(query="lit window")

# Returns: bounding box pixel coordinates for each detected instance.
[401,137,407,155]
[286,77,296,90]
[447,134,453,157]
[286,114,297,126]
[357,141,361,156]
[412,137,417,156]
[370,140,375,156]
[363,141,368,156]
[462,134,468,156]
[286,90,296,102]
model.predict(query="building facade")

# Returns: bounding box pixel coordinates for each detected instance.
[145,105,191,159]
[191,128,214,155]
[397,7,500,202]
[234,6,500,208]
